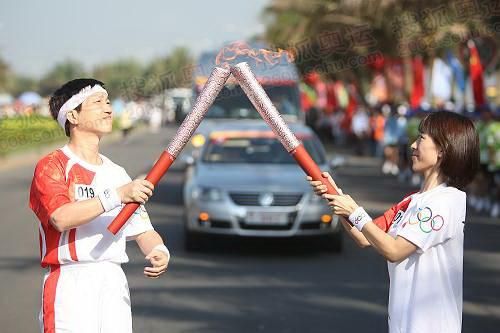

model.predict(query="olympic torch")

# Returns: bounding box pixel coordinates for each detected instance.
[230,62,338,195]
[108,66,231,234]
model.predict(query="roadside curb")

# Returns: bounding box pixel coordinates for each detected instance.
[0,126,147,172]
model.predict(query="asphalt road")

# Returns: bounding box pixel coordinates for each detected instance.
[0,125,498,333]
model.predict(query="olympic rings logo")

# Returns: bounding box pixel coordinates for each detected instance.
[408,207,444,233]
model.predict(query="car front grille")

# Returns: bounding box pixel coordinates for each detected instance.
[229,192,303,206]
[238,212,297,231]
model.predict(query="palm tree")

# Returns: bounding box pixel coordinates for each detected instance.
[263,0,496,100]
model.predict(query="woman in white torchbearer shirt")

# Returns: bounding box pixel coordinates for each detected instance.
[309,111,479,333]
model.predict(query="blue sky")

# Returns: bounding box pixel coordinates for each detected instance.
[0,0,270,77]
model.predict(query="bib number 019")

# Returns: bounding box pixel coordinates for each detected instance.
[75,185,95,200]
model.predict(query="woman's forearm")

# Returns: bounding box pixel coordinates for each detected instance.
[361,222,416,262]
[320,185,417,261]
[340,218,371,248]
[361,222,398,259]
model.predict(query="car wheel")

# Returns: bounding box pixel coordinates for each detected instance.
[321,232,343,253]
[184,229,206,252]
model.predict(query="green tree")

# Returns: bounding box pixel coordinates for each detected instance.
[39,60,86,96]
[93,59,144,100]
[0,56,12,93]
[10,76,39,96]
[142,47,194,96]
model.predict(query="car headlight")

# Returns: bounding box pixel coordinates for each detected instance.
[192,187,224,202]
[191,134,206,148]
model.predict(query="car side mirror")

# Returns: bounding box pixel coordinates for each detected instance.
[180,153,196,166]
[329,155,346,170]
[185,155,195,166]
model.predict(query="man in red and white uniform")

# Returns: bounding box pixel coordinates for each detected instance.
[30,79,170,333]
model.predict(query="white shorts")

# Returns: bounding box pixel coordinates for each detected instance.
[39,261,132,333]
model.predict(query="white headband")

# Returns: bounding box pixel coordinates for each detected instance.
[57,85,108,129]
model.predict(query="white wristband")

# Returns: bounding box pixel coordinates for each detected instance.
[153,244,170,258]
[349,206,372,231]
[98,188,122,212]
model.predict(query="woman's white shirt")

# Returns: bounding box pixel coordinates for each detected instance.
[387,184,465,333]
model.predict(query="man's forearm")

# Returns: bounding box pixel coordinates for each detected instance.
[135,230,164,256]
[50,198,105,231]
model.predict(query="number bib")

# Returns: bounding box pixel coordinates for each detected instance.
[74,184,96,200]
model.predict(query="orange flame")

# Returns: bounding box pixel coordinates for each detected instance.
[215,41,295,68]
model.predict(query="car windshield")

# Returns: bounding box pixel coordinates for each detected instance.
[202,136,325,165]
[204,85,300,119]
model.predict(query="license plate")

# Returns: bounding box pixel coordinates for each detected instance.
[245,211,289,225]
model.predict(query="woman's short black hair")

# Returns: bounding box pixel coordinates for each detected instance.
[48,79,105,136]
[418,111,480,190]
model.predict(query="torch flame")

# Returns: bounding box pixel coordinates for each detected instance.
[215,41,295,68]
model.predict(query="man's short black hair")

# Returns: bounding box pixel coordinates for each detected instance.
[49,78,105,136]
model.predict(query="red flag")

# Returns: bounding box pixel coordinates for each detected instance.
[325,81,338,114]
[410,56,424,109]
[468,40,485,106]
[341,83,357,133]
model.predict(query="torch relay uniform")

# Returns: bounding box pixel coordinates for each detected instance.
[30,145,153,333]
[374,183,466,333]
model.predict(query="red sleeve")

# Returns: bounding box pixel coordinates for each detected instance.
[372,205,399,232]
[29,154,71,223]
[372,192,416,232]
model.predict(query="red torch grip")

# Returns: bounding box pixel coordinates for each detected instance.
[291,144,338,195]
[107,151,175,234]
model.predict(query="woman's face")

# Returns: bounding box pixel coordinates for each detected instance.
[410,133,441,175]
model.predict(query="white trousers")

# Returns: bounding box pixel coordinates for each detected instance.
[39,261,132,333]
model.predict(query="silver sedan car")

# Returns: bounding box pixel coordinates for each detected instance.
[183,121,342,251]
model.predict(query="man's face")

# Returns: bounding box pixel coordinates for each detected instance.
[73,92,113,136]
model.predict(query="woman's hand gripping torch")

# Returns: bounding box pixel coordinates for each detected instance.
[230,62,338,195]
[108,67,231,234]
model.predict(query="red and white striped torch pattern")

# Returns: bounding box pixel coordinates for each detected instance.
[108,66,231,234]
[230,62,338,195]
